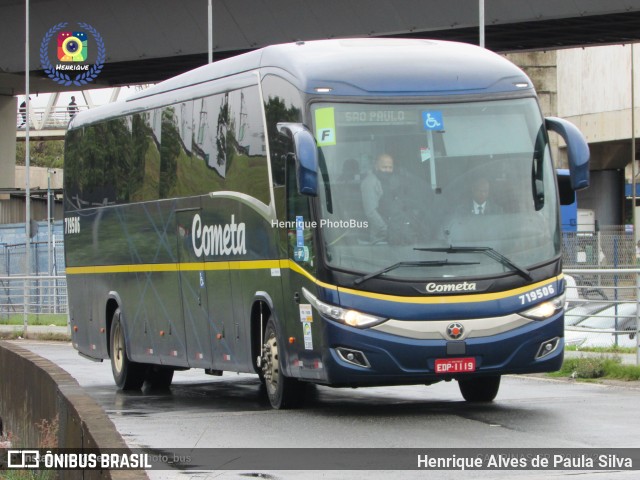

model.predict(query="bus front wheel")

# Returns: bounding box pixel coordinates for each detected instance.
[458,375,501,402]
[110,309,146,390]
[261,317,306,409]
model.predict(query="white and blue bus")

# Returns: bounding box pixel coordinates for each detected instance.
[64,39,589,408]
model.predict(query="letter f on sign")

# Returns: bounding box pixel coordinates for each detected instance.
[316,128,335,146]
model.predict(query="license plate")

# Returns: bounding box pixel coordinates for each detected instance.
[435,357,476,374]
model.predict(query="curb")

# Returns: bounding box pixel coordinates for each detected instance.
[0,341,148,479]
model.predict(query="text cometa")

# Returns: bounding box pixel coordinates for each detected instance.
[192,214,246,257]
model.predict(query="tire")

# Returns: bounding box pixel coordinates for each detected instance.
[458,375,501,402]
[145,366,174,390]
[260,316,306,409]
[110,309,146,390]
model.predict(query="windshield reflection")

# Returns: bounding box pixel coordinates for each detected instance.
[312,98,560,280]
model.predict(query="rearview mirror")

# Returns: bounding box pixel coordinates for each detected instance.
[545,117,590,191]
[277,123,318,196]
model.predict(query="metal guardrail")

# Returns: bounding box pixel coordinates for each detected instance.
[564,268,640,364]
[0,275,67,316]
[17,105,90,131]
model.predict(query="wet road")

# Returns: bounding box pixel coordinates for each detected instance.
[14,340,640,480]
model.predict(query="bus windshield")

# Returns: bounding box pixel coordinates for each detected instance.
[311,97,560,280]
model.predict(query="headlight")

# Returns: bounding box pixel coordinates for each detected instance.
[520,293,565,320]
[301,287,387,328]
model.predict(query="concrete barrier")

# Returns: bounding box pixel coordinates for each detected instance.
[0,341,147,479]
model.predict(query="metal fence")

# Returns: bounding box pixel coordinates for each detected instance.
[564,267,639,362]
[0,237,67,324]
[563,228,637,269]
[0,240,65,277]
[0,275,67,316]
[561,228,640,362]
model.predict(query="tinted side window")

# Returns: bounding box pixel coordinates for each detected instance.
[191,86,270,204]
[66,85,271,207]
[262,75,303,188]
[66,118,132,208]
[223,86,270,205]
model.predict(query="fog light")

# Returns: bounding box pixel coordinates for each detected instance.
[536,337,560,359]
[336,347,371,368]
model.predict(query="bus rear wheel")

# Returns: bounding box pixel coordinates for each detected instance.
[458,375,501,402]
[110,309,146,390]
[261,317,306,409]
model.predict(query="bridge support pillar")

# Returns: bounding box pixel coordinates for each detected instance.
[0,95,17,195]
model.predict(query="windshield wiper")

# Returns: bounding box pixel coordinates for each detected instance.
[353,260,478,286]
[414,246,532,281]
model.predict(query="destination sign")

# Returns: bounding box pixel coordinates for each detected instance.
[336,109,416,126]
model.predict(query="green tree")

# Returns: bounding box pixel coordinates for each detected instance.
[16,140,65,168]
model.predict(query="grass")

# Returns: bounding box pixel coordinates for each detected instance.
[565,345,636,354]
[0,331,70,341]
[1,417,58,480]
[0,313,70,341]
[0,314,68,327]
[548,355,640,381]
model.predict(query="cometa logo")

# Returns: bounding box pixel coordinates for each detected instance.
[425,281,477,293]
[192,214,246,257]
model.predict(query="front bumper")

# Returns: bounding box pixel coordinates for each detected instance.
[319,313,564,386]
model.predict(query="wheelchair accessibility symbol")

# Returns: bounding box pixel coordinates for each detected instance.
[422,111,444,131]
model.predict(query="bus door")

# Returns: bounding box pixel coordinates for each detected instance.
[281,155,322,379]
[175,203,214,368]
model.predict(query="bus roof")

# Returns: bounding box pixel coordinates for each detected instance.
[263,38,532,96]
[71,38,533,128]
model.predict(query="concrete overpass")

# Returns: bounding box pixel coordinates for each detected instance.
[2,1,640,96]
[3,1,640,201]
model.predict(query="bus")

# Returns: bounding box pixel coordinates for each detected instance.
[64,38,590,409]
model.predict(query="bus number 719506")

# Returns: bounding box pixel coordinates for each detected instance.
[519,285,555,305]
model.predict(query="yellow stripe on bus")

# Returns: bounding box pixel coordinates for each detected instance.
[337,275,563,304]
[65,264,180,274]
[66,260,276,275]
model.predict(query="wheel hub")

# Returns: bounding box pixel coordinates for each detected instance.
[261,334,279,393]
[113,324,124,373]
